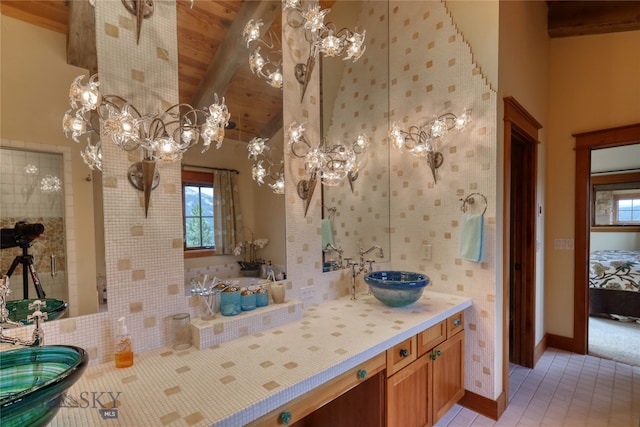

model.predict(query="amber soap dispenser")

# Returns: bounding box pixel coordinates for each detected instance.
[115,317,134,368]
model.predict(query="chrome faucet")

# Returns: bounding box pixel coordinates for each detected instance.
[347,245,385,300]
[0,275,47,346]
[358,245,384,267]
[323,243,345,270]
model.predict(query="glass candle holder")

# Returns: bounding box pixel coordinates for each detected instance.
[256,287,269,307]
[172,313,192,350]
[241,289,256,311]
[220,286,241,316]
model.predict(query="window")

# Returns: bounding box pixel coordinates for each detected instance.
[614,194,640,224]
[591,172,640,230]
[182,170,214,252]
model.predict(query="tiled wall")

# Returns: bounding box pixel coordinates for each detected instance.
[95,0,187,354]
[387,2,498,399]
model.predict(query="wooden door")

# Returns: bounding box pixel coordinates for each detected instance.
[386,356,431,427]
[432,332,464,423]
[504,97,541,371]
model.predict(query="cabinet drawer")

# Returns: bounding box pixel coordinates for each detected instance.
[417,320,446,356]
[447,311,464,337]
[386,336,417,376]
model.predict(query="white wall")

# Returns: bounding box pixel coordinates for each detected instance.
[591,233,640,252]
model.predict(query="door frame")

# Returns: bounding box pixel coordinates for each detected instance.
[502,97,542,388]
[572,123,640,354]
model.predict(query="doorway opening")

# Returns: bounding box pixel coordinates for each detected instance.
[572,123,640,355]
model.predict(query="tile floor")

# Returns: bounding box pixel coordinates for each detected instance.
[436,348,640,427]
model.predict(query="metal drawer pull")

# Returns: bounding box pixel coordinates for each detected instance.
[453,318,461,327]
[399,348,409,357]
[357,369,367,380]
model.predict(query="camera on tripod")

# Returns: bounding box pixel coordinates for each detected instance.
[0,221,45,250]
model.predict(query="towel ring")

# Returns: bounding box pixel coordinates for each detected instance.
[323,204,337,218]
[461,193,487,215]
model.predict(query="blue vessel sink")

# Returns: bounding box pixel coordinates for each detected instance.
[364,271,430,307]
[0,345,88,427]
[4,299,68,326]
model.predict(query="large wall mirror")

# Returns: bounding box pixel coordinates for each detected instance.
[1,15,105,318]
[1,148,71,303]
[320,0,391,268]
[1,1,287,319]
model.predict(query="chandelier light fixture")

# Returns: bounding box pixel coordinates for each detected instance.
[62,73,231,216]
[286,121,369,216]
[389,109,472,183]
[246,136,285,194]
[282,0,367,102]
[243,19,283,89]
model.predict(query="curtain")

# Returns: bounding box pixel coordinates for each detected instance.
[212,170,243,255]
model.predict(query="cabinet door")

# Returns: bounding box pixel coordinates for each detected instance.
[386,356,431,427]
[432,331,464,423]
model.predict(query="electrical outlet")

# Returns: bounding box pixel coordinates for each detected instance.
[300,286,315,304]
[423,244,432,261]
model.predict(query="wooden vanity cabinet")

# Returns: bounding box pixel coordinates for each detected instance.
[431,330,464,422]
[247,352,385,427]
[249,311,465,427]
[386,311,465,427]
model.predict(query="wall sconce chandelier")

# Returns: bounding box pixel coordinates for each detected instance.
[246,137,285,194]
[62,73,230,216]
[283,0,367,101]
[389,109,472,183]
[243,19,283,89]
[286,121,369,216]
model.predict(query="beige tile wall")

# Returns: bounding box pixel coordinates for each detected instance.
[389,1,498,400]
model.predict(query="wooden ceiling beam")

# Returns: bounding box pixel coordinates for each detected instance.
[190,0,281,109]
[66,0,97,74]
[548,1,640,38]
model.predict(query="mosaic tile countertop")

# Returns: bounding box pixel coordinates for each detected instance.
[50,290,472,427]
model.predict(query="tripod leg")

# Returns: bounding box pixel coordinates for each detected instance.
[6,256,21,277]
[5,255,28,298]
[25,255,46,299]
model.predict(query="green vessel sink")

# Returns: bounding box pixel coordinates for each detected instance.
[0,345,88,427]
[4,299,68,326]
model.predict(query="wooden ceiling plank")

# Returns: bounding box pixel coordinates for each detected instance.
[67,0,97,74]
[190,0,281,109]
[548,1,640,38]
[1,1,68,34]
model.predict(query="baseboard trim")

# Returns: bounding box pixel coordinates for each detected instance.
[546,333,576,353]
[459,389,506,421]
[534,334,547,365]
